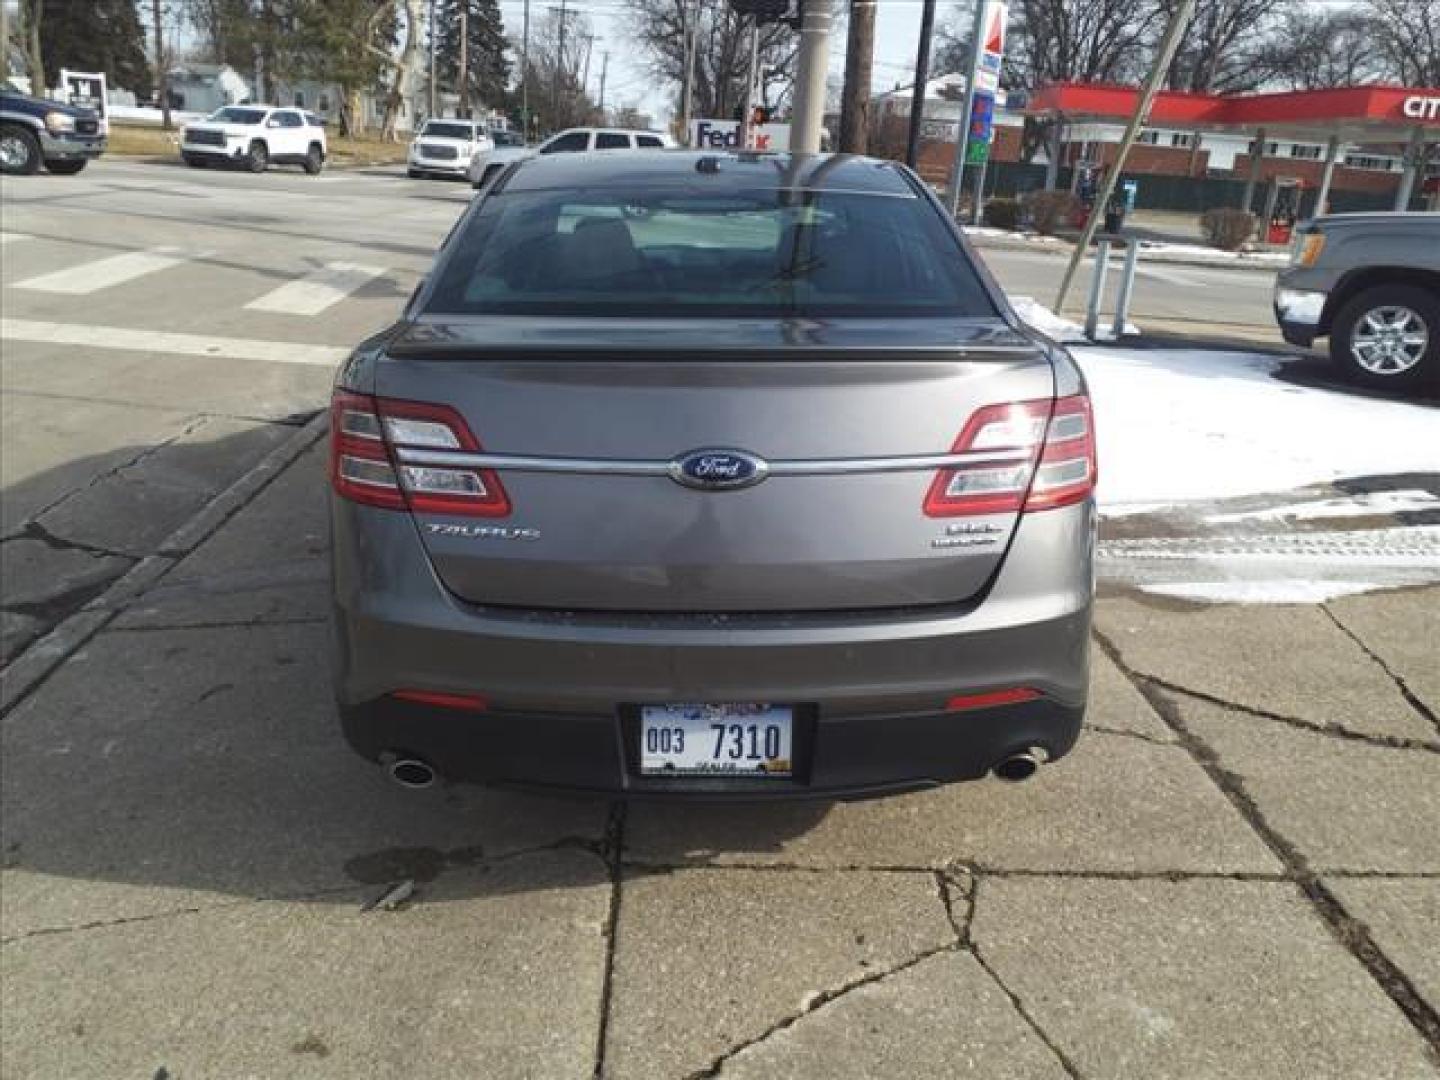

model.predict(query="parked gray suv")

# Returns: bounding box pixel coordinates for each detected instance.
[330,151,1096,798]
[1274,212,1440,392]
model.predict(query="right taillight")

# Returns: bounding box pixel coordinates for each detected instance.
[924,394,1095,517]
[329,390,511,517]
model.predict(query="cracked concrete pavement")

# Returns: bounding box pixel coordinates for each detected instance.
[3,161,1438,1078]
[3,440,1437,1078]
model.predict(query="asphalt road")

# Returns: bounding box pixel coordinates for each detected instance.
[978,244,1281,339]
[2,158,1438,1079]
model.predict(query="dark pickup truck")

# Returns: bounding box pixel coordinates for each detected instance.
[1,79,106,176]
[1274,212,1439,393]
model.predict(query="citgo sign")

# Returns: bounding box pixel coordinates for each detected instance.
[1402,96,1440,120]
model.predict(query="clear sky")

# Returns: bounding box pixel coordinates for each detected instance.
[494,0,948,123]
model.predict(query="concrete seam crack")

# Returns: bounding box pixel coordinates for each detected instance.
[0,883,361,945]
[686,942,963,1079]
[1082,722,1175,746]
[1094,628,1440,1062]
[591,800,628,1080]
[104,616,329,634]
[1144,674,1439,756]
[969,877,1085,1079]
[1321,603,1440,740]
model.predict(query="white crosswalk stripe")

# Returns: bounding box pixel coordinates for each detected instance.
[0,317,348,366]
[245,261,389,315]
[13,246,192,294]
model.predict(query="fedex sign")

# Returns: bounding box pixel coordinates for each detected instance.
[690,119,791,151]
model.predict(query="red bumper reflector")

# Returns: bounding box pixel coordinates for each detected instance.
[945,688,1041,712]
[391,689,490,712]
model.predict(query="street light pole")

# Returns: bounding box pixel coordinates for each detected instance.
[428,0,436,117]
[904,0,935,168]
[790,0,832,154]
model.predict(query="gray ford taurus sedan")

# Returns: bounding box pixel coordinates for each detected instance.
[330,151,1096,798]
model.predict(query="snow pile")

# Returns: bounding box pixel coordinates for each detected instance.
[1008,295,1086,343]
[1134,240,1290,265]
[1075,346,1440,512]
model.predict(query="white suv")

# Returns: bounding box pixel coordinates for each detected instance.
[407,119,494,180]
[181,105,326,174]
[468,127,673,190]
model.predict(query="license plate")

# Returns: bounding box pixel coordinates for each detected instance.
[639,704,793,777]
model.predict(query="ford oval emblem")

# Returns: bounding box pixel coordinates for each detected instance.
[669,449,769,491]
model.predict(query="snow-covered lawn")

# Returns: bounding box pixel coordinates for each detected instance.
[1076,345,1440,602]
[1075,346,1440,513]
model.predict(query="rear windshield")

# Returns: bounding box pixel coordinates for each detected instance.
[210,107,267,125]
[426,186,997,318]
[493,131,525,146]
[422,122,474,139]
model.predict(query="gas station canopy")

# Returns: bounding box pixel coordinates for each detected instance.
[1028,83,1440,142]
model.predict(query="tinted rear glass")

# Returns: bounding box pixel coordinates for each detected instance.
[427,187,997,318]
[423,122,474,139]
[210,107,267,125]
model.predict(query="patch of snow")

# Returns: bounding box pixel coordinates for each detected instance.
[1144,580,1387,604]
[1008,295,1086,343]
[1205,490,1440,524]
[1074,346,1440,512]
[1134,240,1290,264]
[964,226,1064,245]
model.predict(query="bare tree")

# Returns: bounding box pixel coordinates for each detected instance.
[1365,0,1440,85]
[511,7,600,132]
[1163,0,1288,93]
[1258,8,1384,90]
[17,0,44,93]
[624,0,798,122]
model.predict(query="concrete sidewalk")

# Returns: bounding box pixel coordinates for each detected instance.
[2,447,1438,1079]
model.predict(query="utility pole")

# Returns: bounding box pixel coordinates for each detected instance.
[0,0,10,83]
[581,33,593,101]
[555,0,567,122]
[598,51,609,115]
[151,0,171,130]
[522,0,530,136]
[1054,0,1196,310]
[741,16,759,148]
[428,0,437,117]
[790,0,833,153]
[458,5,470,118]
[681,1,696,144]
[838,0,875,154]
[904,0,935,167]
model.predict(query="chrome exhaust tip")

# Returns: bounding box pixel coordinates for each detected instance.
[993,746,1047,783]
[385,756,437,790]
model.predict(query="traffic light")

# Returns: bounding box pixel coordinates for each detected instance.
[728,0,800,27]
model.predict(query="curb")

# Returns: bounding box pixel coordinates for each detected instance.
[967,234,1288,274]
[0,411,328,716]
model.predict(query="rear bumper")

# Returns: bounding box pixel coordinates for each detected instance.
[339,695,1083,799]
[331,498,1095,797]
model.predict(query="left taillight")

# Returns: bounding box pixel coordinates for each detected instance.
[329,390,511,517]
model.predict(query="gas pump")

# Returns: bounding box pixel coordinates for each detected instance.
[1071,161,1099,228]
[1264,177,1304,245]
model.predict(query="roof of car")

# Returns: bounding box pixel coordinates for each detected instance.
[502,151,919,196]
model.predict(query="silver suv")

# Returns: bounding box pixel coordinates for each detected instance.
[1274,212,1440,393]
[330,151,1096,798]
